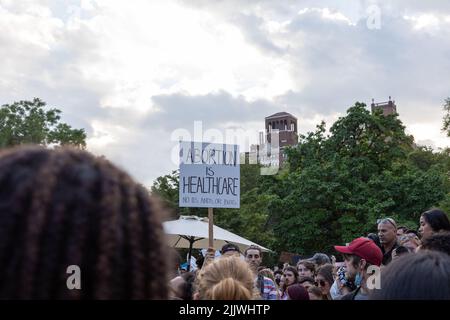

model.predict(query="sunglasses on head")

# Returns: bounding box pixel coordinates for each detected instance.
[377,218,396,228]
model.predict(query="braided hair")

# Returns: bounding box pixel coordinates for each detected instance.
[0,146,168,299]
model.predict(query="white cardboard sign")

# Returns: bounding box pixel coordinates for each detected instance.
[179,142,240,208]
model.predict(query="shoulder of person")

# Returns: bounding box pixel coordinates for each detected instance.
[340,287,360,301]
[340,292,354,300]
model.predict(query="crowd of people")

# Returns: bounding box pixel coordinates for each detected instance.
[170,211,450,300]
[0,146,449,300]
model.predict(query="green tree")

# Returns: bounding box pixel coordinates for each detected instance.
[0,98,86,148]
[151,102,450,258]
[269,102,449,256]
[150,170,208,219]
[443,97,450,137]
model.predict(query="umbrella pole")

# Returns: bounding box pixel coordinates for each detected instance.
[208,207,214,248]
[187,237,193,272]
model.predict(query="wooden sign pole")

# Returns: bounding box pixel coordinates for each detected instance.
[208,207,214,248]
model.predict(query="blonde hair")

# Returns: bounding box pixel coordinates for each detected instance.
[196,257,255,300]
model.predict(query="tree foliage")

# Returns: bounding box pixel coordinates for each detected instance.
[151,102,450,259]
[0,98,86,148]
[270,102,448,255]
[443,97,450,137]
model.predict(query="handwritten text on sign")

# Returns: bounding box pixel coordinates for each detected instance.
[179,142,240,208]
[179,141,240,166]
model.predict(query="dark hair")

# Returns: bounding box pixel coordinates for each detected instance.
[179,272,196,300]
[397,226,408,232]
[421,232,450,256]
[221,243,240,254]
[394,246,410,256]
[342,254,374,271]
[0,146,168,299]
[298,276,315,284]
[244,245,262,257]
[421,209,450,233]
[371,251,450,300]
[307,286,324,299]
[367,233,382,249]
[297,260,316,274]
[274,270,282,286]
[282,266,299,292]
[287,283,310,300]
[196,255,205,270]
[405,229,420,238]
[284,266,299,280]
[316,264,334,286]
[274,270,283,276]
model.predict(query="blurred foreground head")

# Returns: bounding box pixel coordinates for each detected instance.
[0,146,168,299]
[371,250,450,300]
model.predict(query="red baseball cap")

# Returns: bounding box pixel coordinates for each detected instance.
[334,237,383,266]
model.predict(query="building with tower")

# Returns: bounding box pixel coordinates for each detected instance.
[264,112,298,167]
[371,96,397,116]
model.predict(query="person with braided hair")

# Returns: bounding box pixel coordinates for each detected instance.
[0,146,169,299]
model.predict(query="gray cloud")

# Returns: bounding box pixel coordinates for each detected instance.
[149,90,279,131]
[1,0,449,187]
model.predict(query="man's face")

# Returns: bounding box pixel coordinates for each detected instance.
[378,222,397,245]
[297,264,313,277]
[284,270,296,286]
[344,256,357,282]
[245,249,262,270]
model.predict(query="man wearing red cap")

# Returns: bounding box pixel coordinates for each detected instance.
[334,237,383,300]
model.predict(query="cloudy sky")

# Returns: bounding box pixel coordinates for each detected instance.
[1,0,450,186]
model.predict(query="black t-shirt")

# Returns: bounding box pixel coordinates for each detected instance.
[381,242,398,266]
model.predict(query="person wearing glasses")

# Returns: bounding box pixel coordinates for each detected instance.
[377,218,399,265]
[315,264,334,300]
[399,232,421,252]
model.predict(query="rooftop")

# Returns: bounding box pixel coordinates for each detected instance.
[265,112,297,120]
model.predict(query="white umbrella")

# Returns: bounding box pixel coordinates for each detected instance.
[163,215,272,270]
